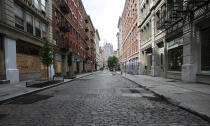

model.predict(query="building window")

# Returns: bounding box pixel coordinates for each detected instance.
[41,0,46,12]
[201,27,210,71]
[34,0,40,10]
[14,4,24,30]
[56,31,59,45]
[42,23,47,38]
[0,37,5,80]
[35,19,41,37]
[26,14,33,34]
[168,46,183,71]
[70,41,72,49]
[65,38,69,48]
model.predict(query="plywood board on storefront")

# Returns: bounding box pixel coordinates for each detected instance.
[41,63,48,78]
[17,54,41,74]
[55,61,62,74]
[0,51,5,76]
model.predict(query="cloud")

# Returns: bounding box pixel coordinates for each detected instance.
[82,0,126,50]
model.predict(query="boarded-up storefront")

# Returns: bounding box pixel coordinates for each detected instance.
[17,54,47,80]
[16,41,47,81]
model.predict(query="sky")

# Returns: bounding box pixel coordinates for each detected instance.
[82,0,126,50]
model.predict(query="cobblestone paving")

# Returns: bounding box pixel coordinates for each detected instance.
[0,71,209,126]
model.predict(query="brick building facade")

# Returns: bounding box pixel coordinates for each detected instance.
[121,0,140,75]
[52,0,95,76]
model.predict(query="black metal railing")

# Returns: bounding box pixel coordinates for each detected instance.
[59,0,70,14]
[58,21,70,33]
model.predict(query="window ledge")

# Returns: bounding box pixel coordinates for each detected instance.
[167,71,181,74]
[197,73,210,77]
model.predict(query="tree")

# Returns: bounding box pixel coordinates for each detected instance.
[67,51,73,77]
[107,56,118,69]
[40,38,53,80]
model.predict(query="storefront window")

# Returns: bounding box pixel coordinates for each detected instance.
[168,46,183,71]
[0,37,5,80]
[201,28,210,71]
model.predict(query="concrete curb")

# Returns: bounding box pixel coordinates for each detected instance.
[0,72,94,105]
[117,73,210,123]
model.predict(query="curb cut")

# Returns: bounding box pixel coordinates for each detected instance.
[118,73,210,123]
[0,73,94,105]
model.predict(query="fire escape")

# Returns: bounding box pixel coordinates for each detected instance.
[58,0,71,52]
[157,0,209,31]
[60,0,70,14]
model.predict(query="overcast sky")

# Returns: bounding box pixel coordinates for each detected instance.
[82,0,126,50]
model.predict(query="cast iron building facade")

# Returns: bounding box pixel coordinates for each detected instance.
[139,0,210,84]
[0,0,53,83]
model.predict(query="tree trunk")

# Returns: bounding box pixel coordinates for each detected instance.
[47,65,49,80]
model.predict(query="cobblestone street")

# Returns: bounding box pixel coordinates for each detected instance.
[0,71,209,126]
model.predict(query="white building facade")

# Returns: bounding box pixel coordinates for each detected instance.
[94,29,100,70]
[117,17,123,70]
[103,43,113,67]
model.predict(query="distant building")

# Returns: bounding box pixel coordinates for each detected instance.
[117,17,123,70]
[98,47,104,70]
[113,51,117,57]
[94,29,100,70]
[103,43,113,67]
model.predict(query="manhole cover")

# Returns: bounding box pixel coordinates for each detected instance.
[8,94,53,104]
[0,114,8,120]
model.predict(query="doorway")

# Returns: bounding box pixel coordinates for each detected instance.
[76,62,80,74]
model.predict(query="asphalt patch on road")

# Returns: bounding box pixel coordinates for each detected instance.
[129,89,140,93]
[7,94,53,105]
[0,114,8,120]
[143,95,166,102]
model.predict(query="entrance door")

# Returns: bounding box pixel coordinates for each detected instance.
[201,27,210,72]
[76,62,80,74]
[160,53,165,77]
[83,61,85,72]
[147,54,152,75]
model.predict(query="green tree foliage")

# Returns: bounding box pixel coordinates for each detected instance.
[107,56,118,69]
[40,38,53,79]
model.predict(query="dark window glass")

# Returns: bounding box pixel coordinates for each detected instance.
[14,4,24,30]
[26,14,33,34]
[70,41,72,48]
[201,28,210,71]
[56,31,59,45]
[16,41,39,56]
[35,19,41,37]
[168,46,183,71]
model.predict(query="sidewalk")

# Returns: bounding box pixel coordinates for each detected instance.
[117,72,210,121]
[0,72,95,104]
